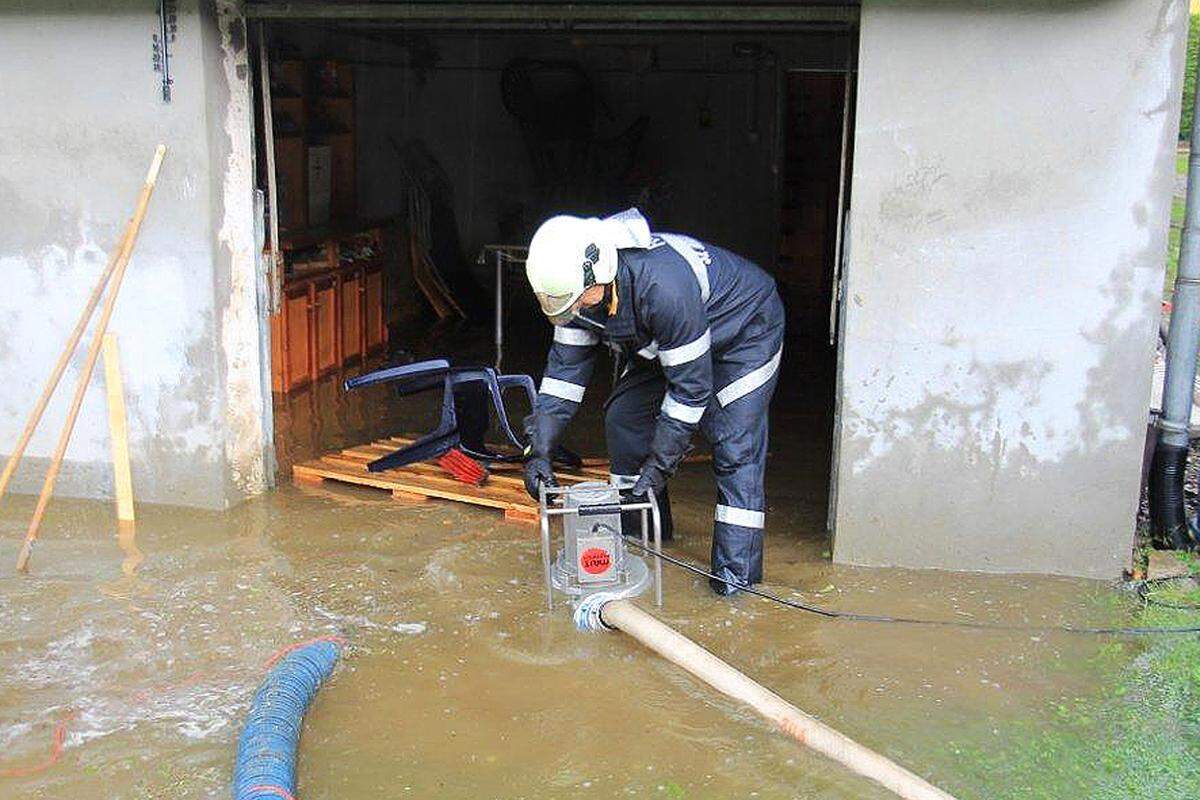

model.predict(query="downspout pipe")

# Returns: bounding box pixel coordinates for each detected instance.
[1153,42,1200,551]
[583,598,959,800]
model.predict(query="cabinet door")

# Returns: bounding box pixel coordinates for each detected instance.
[313,277,339,375]
[364,267,385,352]
[283,285,312,391]
[340,269,363,363]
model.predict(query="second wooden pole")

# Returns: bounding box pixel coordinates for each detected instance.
[102,333,134,523]
[15,145,165,573]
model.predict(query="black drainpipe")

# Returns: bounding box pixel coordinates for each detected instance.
[1152,40,1200,551]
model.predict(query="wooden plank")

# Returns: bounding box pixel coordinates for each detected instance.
[289,434,711,528]
[317,455,533,506]
[411,251,453,319]
[418,249,466,318]
[16,145,167,574]
[102,333,135,523]
[301,456,533,508]
[505,507,540,524]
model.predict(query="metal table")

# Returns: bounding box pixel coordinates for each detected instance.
[478,244,529,371]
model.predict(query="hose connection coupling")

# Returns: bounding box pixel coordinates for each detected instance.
[573,591,619,632]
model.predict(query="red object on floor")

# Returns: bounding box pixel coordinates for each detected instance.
[0,710,76,779]
[438,448,488,486]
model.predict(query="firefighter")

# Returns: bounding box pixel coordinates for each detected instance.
[521,208,785,596]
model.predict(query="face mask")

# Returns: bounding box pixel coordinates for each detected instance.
[548,309,576,327]
[571,309,607,332]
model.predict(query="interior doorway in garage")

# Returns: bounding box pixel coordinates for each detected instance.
[245,3,858,538]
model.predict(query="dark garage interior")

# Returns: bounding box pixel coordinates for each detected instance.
[253,7,857,533]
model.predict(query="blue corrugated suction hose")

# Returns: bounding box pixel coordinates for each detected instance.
[233,638,343,800]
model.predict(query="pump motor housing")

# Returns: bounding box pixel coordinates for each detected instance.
[564,484,624,585]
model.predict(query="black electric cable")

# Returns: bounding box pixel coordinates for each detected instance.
[1135,575,1200,611]
[622,536,1200,636]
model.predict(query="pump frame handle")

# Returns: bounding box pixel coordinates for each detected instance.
[538,483,662,610]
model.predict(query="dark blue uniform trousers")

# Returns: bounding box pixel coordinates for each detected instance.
[604,296,783,591]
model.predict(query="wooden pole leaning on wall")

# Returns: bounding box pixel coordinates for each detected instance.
[0,231,131,504]
[15,145,166,573]
[102,333,135,523]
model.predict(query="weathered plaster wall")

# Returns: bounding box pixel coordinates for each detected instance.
[833,0,1187,578]
[206,0,273,502]
[0,0,268,509]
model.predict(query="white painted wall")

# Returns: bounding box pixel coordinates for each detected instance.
[0,0,268,509]
[833,0,1188,578]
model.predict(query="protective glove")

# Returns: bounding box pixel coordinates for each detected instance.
[630,465,667,500]
[523,410,567,499]
[523,455,558,500]
[631,419,692,500]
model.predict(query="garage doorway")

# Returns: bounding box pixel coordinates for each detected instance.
[245,2,858,537]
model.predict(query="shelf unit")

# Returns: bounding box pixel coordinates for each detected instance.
[269,58,357,231]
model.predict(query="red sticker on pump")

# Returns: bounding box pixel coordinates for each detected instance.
[580,547,612,575]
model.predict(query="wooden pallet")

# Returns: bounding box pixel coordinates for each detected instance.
[291,436,613,524]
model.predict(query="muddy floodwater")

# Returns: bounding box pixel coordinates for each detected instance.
[0,341,1173,799]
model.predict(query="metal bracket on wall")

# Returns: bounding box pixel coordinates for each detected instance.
[152,0,178,103]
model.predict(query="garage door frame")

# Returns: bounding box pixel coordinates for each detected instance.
[244,2,859,26]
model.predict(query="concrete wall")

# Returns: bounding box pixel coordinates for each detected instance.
[0,0,269,509]
[832,0,1188,578]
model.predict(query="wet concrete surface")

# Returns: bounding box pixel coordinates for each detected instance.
[0,325,1151,799]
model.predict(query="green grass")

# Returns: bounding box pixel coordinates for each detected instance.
[1167,155,1189,298]
[1171,14,1198,294]
[1182,15,1198,143]
[950,566,1200,799]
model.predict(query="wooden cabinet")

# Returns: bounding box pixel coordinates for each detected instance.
[313,276,339,375]
[270,312,285,395]
[283,284,313,390]
[268,227,388,394]
[363,266,385,352]
[340,268,363,362]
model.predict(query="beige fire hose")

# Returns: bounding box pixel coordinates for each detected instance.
[597,600,959,800]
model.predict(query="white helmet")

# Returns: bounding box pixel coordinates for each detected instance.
[525,215,617,321]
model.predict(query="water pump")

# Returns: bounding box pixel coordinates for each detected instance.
[537,481,662,612]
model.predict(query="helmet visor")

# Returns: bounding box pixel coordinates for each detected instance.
[535,290,580,318]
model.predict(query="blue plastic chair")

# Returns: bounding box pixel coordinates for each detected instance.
[344,359,579,472]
